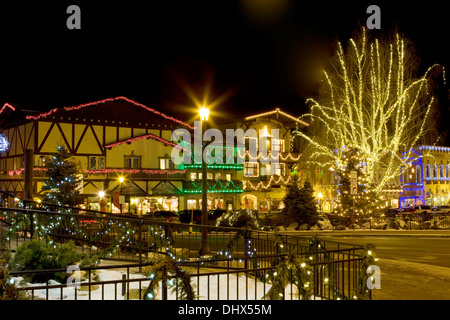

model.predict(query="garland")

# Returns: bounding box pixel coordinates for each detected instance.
[351,243,377,300]
[143,256,195,300]
[263,253,314,300]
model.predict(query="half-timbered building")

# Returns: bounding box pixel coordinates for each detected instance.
[0,96,194,213]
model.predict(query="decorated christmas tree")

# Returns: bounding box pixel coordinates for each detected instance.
[334,147,385,215]
[40,145,84,206]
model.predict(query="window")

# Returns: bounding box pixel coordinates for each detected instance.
[37,156,50,167]
[245,137,258,154]
[433,164,438,180]
[89,156,105,170]
[425,164,431,180]
[272,139,285,153]
[124,155,141,169]
[244,162,259,177]
[190,172,197,181]
[226,173,232,181]
[261,163,285,176]
[159,158,173,170]
[416,166,422,183]
[215,172,221,180]
[273,163,285,176]
[207,173,213,180]
[440,164,445,180]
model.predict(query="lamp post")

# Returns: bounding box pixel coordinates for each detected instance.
[318,192,323,213]
[198,106,211,256]
[98,190,105,212]
[118,176,124,213]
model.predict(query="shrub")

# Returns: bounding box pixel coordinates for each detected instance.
[216,209,262,229]
[0,261,19,300]
[9,239,82,283]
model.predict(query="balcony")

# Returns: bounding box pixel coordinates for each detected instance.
[183,179,244,194]
[86,168,187,180]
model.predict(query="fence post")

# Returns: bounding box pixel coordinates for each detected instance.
[122,274,127,297]
[244,230,250,270]
[162,267,168,300]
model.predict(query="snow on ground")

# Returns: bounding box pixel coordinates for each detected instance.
[11,269,314,300]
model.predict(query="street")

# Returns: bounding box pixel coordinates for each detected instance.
[283,231,450,300]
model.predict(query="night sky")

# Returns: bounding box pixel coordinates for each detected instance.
[0,1,449,125]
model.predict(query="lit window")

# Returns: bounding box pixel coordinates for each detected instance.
[272,139,285,152]
[159,158,173,170]
[226,173,232,181]
[89,156,105,170]
[244,162,259,177]
[124,155,141,169]
[190,172,197,181]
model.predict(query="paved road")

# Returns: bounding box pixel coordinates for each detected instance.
[318,236,450,268]
[281,231,450,300]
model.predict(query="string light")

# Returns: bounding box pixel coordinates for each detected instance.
[244,107,309,127]
[25,96,194,129]
[0,102,15,115]
[291,28,446,194]
[243,175,293,190]
[8,167,186,176]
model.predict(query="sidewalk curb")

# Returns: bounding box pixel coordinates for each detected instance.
[278,230,450,238]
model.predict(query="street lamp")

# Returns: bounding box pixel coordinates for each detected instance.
[199,106,209,121]
[118,176,124,213]
[198,106,211,256]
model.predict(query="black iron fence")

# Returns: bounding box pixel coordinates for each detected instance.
[1,205,369,300]
[9,251,365,300]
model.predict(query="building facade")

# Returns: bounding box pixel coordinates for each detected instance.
[0,96,193,213]
[400,145,450,208]
[227,108,308,212]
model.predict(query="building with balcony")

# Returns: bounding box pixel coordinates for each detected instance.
[400,145,450,207]
[0,96,193,213]
[218,108,309,212]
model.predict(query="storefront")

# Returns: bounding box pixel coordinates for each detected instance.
[185,196,234,211]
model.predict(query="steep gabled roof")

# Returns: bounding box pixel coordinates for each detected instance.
[244,107,308,127]
[27,96,194,129]
[1,96,194,130]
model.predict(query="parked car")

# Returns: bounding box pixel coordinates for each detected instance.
[384,208,402,218]
[145,210,180,223]
[412,205,432,214]
[432,205,450,215]
[178,209,226,225]
[177,209,201,224]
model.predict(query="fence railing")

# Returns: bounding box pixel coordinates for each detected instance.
[1,206,368,300]
[9,251,365,300]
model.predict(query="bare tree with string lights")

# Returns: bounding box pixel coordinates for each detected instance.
[293,27,446,199]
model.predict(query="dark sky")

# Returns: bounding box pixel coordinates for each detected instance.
[0,0,449,123]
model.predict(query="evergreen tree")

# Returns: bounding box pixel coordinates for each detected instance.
[40,145,84,206]
[334,147,385,215]
[297,182,319,225]
[282,176,318,225]
[281,174,302,217]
